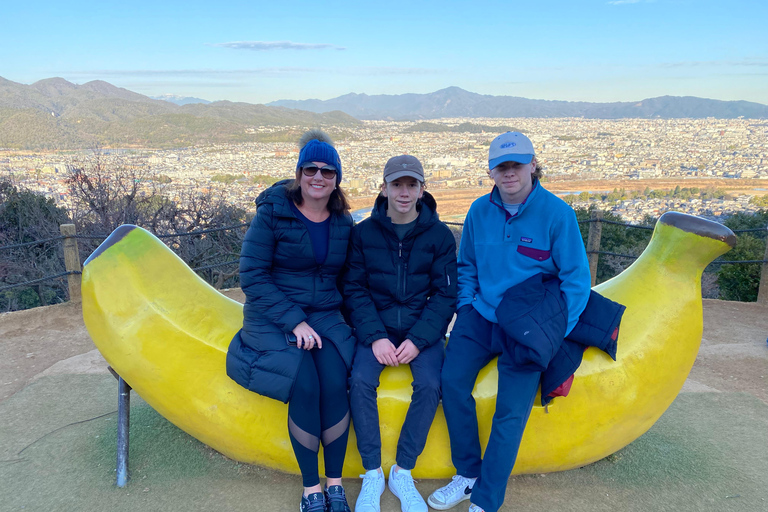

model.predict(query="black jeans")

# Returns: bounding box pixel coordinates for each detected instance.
[349,338,444,470]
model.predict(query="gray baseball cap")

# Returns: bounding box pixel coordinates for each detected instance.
[383,155,424,183]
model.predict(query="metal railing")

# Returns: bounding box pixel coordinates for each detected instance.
[2,212,768,308]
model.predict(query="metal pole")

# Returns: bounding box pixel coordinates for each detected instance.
[116,376,131,487]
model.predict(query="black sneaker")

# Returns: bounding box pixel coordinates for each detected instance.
[301,491,326,512]
[324,485,352,512]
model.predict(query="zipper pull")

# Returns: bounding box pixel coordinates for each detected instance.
[398,241,402,258]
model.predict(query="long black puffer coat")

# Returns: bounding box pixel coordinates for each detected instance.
[226,182,355,403]
[343,192,457,350]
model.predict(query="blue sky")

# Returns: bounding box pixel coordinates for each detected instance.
[2,0,766,104]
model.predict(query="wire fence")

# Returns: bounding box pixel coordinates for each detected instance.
[0,222,250,302]
[2,215,768,307]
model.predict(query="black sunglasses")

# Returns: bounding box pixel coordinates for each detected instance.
[301,165,337,180]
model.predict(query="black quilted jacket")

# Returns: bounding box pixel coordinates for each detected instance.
[226,181,354,402]
[343,192,457,350]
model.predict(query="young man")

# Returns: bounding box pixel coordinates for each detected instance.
[427,132,592,512]
[344,155,458,512]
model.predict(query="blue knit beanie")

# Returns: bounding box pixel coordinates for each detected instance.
[296,129,342,184]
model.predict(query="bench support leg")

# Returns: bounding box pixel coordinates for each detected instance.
[116,376,131,488]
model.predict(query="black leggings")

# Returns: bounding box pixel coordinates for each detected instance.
[288,342,350,487]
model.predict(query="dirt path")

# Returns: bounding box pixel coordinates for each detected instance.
[1,294,765,405]
[694,300,768,403]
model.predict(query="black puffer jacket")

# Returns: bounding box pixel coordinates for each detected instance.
[343,192,457,350]
[226,181,355,402]
[240,181,352,329]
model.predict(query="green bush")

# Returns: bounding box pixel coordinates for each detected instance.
[573,206,655,284]
[715,210,768,302]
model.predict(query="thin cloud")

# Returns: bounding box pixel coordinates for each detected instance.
[71,68,315,77]
[67,67,440,78]
[607,0,644,5]
[209,41,346,51]
[661,59,768,68]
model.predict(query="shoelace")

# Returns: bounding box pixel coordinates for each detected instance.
[304,495,325,512]
[437,475,469,500]
[357,473,381,506]
[393,471,422,506]
[326,486,347,511]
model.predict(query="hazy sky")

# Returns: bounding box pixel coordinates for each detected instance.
[2,0,766,104]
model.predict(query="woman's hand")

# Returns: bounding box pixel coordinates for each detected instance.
[292,321,322,350]
[372,338,398,366]
[395,339,420,365]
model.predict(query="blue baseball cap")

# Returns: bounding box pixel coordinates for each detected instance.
[488,131,535,170]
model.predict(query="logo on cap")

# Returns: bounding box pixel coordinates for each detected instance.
[501,142,517,149]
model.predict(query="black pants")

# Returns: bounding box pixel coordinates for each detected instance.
[349,339,444,470]
[288,342,350,487]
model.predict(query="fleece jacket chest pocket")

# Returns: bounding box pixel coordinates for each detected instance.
[517,245,551,261]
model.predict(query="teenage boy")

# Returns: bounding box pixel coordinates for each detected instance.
[344,155,458,512]
[427,132,591,512]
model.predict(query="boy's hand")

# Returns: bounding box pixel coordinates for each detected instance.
[372,338,398,366]
[395,339,420,364]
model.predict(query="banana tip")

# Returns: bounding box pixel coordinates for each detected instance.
[83,225,138,266]
[659,212,737,247]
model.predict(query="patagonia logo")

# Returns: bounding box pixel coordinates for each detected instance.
[520,237,533,243]
[500,142,517,148]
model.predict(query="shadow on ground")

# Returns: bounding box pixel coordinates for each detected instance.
[1,374,766,512]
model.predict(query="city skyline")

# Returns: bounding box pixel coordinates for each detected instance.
[2,0,766,105]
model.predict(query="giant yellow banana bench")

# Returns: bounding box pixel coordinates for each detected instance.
[82,211,736,487]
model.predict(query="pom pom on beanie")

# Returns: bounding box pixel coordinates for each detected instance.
[296,129,342,183]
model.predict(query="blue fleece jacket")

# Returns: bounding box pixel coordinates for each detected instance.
[457,181,590,335]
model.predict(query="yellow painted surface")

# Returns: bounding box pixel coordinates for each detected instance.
[82,214,733,478]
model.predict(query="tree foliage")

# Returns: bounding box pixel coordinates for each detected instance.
[565,186,731,205]
[573,206,655,284]
[0,180,71,310]
[715,210,768,302]
[1,154,250,311]
[65,153,248,288]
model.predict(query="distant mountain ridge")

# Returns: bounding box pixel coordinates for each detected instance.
[0,77,359,150]
[152,94,211,106]
[267,86,768,120]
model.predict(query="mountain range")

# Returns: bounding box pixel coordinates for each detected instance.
[268,86,768,121]
[2,78,767,151]
[0,77,358,150]
[151,94,211,106]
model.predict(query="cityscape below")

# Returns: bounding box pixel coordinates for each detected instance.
[2,116,767,225]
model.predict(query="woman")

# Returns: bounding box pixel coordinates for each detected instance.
[227,130,355,512]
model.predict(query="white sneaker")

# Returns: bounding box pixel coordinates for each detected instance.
[468,504,484,512]
[388,464,427,512]
[426,474,476,510]
[355,468,385,512]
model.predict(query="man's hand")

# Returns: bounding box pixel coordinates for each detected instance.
[372,338,398,366]
[292,321,322,350]
[395,339,420,365]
